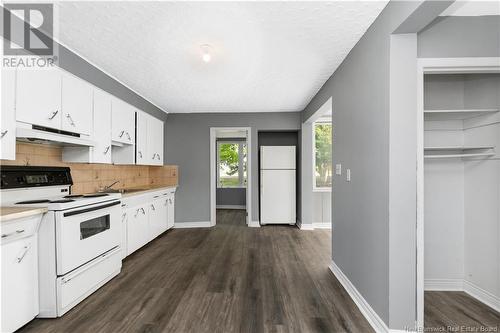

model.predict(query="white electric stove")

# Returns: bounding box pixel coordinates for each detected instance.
[0,166,123,317]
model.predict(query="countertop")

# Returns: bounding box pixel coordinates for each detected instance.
[0,207,48,223]
[119,185,178,198]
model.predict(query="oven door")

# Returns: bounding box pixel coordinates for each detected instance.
[55,200,121,275]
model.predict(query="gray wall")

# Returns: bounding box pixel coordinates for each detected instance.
[418,16,500,58]
[300,1,423,328]
[165,112,301,223]
[216,188,246,207]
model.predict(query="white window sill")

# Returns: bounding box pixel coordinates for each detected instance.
[313,188,332,193]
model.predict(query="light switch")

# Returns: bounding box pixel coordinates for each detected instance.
[346,169,351,182]
[335,163,342,175]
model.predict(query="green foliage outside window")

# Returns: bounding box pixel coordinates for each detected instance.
[315,123,332,188]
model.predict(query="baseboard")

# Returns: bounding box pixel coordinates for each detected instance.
[463,279,500,312]
[313,222,332,229]
[296,220,314,230]
[424,279,463,291]
[216,205,246,210]
[248,220,260,228]
[173,221,212,228]
[329,261,389,333]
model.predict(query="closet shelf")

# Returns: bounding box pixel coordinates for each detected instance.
[424,146,495,151]
[424,108,499,121]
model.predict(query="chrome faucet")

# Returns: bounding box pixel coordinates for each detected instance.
[101,180,120,192]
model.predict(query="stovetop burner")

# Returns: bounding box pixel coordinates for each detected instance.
[83,193,109,198]
[16,199,51,204]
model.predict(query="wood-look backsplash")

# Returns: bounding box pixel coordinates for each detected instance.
[0,143,178,194]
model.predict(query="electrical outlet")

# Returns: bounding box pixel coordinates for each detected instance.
[335,163,342,175]
[346,169,351,182]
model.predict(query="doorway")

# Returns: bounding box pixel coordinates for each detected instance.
[416,58,500,329]
[210,127,252,226]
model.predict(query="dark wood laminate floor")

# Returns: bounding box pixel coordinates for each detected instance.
[425,291,500,332]
[20,209,373,333]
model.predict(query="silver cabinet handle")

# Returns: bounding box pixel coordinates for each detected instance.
[104,145,111,155]
[66,113,75,126]
[138,151,143,158]
[119,130,125,138]
[126,132,131,141]
[48,110,59,120]
[141,208,146,215]
[164,199,168,206]
[16,243,31,263]
[156,154,161,160]
[1,229,25,238]
[151,204,156,211]
[121,213,127,221]
[1,130,8,138]
[135,207,146,217]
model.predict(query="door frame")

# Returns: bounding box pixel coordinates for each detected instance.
[210,127,252,227]
[415,57,500,328]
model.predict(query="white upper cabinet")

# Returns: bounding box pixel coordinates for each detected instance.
[16,68,62,130]
[91,90,112,164]
[61,72,93,135]
[1,69,16,160]
[136,112,148,165]
[147,116,164,165]
[111,99,135,145]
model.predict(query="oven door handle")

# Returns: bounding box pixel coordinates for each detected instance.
[63,201,121,217]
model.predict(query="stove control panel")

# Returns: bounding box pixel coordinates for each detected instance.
[0,166,73,189]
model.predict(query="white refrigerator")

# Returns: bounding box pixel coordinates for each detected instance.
[260,146,296,225]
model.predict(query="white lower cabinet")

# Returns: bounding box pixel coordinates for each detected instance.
[121,187,176,258]
[1,215,42,333]
[126,204,149,256]
[1,68,16,160]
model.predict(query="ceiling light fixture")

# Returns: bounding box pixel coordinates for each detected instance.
[200,44,212,63]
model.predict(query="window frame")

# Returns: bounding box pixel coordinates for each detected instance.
[312,120,332,192]
[216,140,247,188]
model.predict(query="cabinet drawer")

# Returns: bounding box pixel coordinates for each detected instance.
[57,247,121,316]
[1,215,41,244]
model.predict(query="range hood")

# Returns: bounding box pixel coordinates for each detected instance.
[16,125,95,147]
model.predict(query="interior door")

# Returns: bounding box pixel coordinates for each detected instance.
[92,90,112,164]
[136,112,148,165]
[16,67,62,129]
[61,73,93,135]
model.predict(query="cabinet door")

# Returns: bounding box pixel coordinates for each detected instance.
[147,117,164,165]
[1,236,38,333]
[166,194,175,230]
[1,68,16,160]
[16,67,61,129]
[92,90,112,164]
[148,198,166,240]
[136,112,148,165]
[61,73,93,135]
[111,99,135,144]
[120,209,128,259]
[126,205,148,256]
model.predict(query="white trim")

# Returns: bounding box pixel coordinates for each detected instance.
[313,222,332,229]
[173,221,212,229]
[329,261,389,333]
[210,127,252,228]
[463,280,500,313]
[296,220,313,230]
[424,279,463,291]
[216,205,246,210]
[415,57,500,328]
[248,220,260,228]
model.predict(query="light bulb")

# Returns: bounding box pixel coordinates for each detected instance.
[202,53,211,63]
[200,44,212,63]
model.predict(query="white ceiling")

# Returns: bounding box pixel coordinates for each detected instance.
[440,1,500,16]
[55,1,388,114]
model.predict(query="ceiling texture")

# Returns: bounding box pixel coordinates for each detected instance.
[56,1,388,114]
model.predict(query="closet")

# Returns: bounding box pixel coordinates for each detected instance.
[423,73,500,314]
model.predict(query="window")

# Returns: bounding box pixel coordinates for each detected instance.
[217,141,247,188]
[314,121,332,190]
